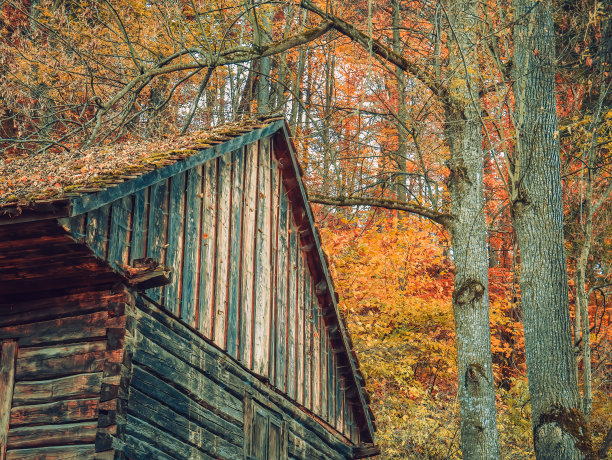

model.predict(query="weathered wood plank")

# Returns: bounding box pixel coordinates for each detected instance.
[12,373,102,406]
[128,386,242,458]
[121,434,174,460]
[6,421,97,449]
[130,188,148,262]
[328,333,335,424]
[131,335,242,421]
[0,291,119,326]
[0,311,108,347]
[304,272,312,410]
[297,251,305,405]
[198,159,218,338]
[126,415,215,460]
[0,341,17,460]
[64,214,86,242]
[130,366,243,441]
[5,445,96,460]
[322,314,328,419]
[275,189,289,391]
[336,365,343,432]
[268,154,280,383]
[253,137,272,376]
[10,398,99,427]
[108,195,132,269]
[227,149,245,360]
[134,295,355,456]
[86,204,111,259]
[16,342,106,380]
[313,282,322,416]
[213,153,232,348]
[287,213,298,400]
[181,167,203,326]
[146,179,169,302]
[240,142,258,368]
[165,171,187,315]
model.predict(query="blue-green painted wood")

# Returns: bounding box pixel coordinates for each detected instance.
[125,415,216,460]
[239,142,258,368]
[268,153,280,383]
[287,213,297,400]
[328,333,335,424]
[108,195,132,269]
[198,159,218,338]
[253,137,272,375]
[312,278,321,415]
[129,376,243,458]
[321,310,327,418]
[336,356,342,429]
[304,272,312,411]
[130,188,148,262]
[213,152,232,348]
[65,214,86,242]
[181,166,202,326]
[70,120,286,216]
[146,179,169,303]
[165,171,187,315]
[297,250,305,405]
[275,188,289,391]
[227,149,245,359]
[85,204,110,259]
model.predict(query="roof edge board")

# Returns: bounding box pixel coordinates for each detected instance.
[278,122,376,443]
[70,120,286,216]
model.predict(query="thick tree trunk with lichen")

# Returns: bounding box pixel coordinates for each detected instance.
[444,0,500,457]
[511,0,593,457]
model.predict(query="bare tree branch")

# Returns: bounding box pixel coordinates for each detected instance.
[309,193,453,228]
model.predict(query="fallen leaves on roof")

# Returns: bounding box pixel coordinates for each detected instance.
[0,118,277,207]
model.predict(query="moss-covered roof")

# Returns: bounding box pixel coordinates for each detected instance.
[0,118,279,207]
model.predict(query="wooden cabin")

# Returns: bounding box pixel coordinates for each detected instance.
[0,118,379,460]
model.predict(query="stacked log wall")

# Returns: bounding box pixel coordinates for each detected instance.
[0,286,133,460]
[63,135,362,443]
[120,295,354,460]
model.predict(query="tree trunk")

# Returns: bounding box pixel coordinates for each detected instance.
[392,0,408,201]
[511,0,593,457]
[444,0,500,457]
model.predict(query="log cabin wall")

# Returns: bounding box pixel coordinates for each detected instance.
[0,284,133,460]
[121,294,355,460]
[62,133,362,443]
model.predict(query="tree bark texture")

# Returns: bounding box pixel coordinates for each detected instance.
[511,0,593,457]
[445,0,500,457]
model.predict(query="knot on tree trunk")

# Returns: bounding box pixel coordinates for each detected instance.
[464,362,488,397]
[454,278,485,306]
[535,405,596,459]
[446,162,471,194]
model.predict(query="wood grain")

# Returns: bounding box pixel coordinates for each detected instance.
[0,340,17,460]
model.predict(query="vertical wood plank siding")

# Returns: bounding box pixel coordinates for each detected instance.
[64,137,359,441]
[227,149,245,360]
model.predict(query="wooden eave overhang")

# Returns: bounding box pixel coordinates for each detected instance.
[0,119,377,445]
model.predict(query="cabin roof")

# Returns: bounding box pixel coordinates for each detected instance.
[0,117,377,444]
[0,118,281,208]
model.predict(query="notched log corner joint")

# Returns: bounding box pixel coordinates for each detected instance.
[119,258,171,291]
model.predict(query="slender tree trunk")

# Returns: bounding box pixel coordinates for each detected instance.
[444,0,500,456]
[511,0,593,457]
[574,79,611,420]
[392,0,408,201]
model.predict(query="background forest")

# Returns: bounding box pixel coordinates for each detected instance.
[1,0,611,458]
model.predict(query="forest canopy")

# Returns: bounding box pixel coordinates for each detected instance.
[1,0,611,458]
